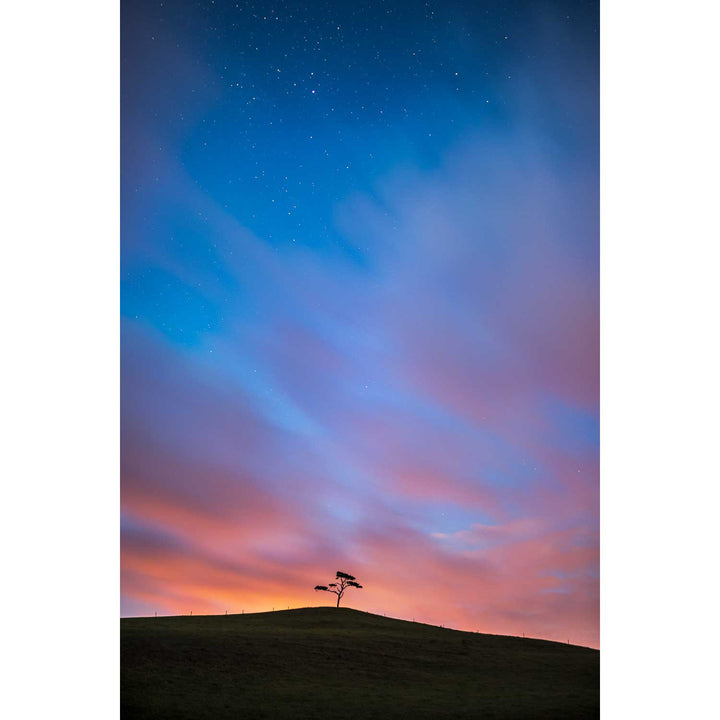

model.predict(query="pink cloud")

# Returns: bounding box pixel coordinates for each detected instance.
[121,129,598,648]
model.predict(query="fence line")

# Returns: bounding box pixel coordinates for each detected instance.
[141,606,574,645]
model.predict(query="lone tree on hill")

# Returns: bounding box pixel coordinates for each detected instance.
[314,571,363,607]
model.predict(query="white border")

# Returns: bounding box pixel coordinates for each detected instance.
[602,0,719,716]
[2,1,119,717]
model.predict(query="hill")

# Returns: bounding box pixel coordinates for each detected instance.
[121,607,599,719]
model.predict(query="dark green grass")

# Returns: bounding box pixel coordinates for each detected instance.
[122,607,599,719]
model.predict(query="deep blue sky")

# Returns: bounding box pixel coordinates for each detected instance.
[121,0,599,647]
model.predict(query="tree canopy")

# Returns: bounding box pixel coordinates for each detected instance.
[314,571,363,607]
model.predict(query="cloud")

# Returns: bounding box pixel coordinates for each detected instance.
[121,116,598,646]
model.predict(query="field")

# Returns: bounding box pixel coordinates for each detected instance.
[122,607,599,719]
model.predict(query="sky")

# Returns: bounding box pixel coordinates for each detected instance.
[121,0,599,648]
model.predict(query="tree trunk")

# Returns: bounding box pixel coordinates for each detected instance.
[336,593,341,607]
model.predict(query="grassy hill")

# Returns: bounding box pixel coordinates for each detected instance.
[121,607,599,719]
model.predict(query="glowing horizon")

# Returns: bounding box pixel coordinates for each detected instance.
[121,0,599,649]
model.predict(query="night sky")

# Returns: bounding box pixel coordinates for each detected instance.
[121,0,599,647]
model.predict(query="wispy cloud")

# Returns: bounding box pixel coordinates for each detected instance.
[121,2,598,647]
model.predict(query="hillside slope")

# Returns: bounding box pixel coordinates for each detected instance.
[121,607,599,719]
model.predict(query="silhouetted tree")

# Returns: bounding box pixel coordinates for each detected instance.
[314,571,363,607]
